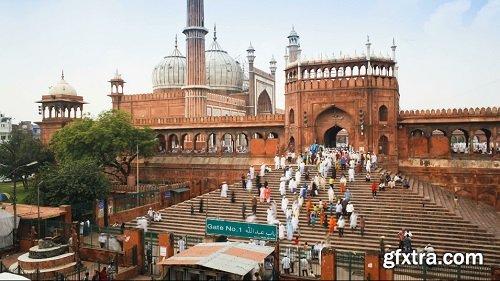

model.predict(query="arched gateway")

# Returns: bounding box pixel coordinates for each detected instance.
[315,106,355,148]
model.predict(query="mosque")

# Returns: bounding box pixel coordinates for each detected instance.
[36,0,499,209]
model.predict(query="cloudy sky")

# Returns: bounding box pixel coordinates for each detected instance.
[0,0,499,122]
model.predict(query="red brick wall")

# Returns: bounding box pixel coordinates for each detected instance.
[409,136,428,157]
[97,202,162,227]
[399,159,500,210]
[429,136,449,157]
[249,139,265,156]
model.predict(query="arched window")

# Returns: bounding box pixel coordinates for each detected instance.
[379,105,388,122]
[289,109,295,124]
[379,135,389,155]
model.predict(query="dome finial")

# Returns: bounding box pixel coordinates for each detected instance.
[61,69,64,80]
[175,34,178,48]
[213,23,217,41]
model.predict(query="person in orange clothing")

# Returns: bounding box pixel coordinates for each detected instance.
[329,216,336,234]
[339,174,347,193]
[371,182,378,198]
[306,198,312,213]
[265,186,271,203]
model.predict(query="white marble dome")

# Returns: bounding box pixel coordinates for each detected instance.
[205,38,243,92]
[152,36,243,92]
[48,73,77,96]
[152,46,186,90]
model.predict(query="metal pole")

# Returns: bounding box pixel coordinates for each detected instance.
[13,179,17,248]
[137,144,139,207]
[37,182,40,239]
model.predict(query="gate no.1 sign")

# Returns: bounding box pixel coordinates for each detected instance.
[206,218,277,241]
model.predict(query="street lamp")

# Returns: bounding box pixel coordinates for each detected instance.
[0,161,38,248]
[37,180,44,239]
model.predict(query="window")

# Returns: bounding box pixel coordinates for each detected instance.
[379,105,388,122]
[289,109,295,124]
[379,135,389,155]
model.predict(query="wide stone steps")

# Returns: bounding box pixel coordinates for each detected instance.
[129,165,500,266]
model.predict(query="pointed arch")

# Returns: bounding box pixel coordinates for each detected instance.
[257,90,272,114]
[379,135,389,155]
[379,105,388,122]
[289,108,295,124]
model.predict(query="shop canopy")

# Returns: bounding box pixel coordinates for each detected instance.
[160,242,274,276]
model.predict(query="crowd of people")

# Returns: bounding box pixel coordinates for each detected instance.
[213,143,423,277]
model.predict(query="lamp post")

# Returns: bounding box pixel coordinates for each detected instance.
[0,161,38,248]
[37,180,44,239]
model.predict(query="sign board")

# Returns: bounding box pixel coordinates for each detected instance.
[160,246,167,257]
[164,191,171,198]
[206,218,277,241]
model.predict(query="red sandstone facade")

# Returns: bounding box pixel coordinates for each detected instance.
[36,0,499,209]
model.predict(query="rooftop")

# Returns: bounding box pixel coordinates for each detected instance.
[1,203,68,220]
[160,242,274,276]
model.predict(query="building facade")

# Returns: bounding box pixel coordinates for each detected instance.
[36,0,499,208]
[0,112,12,143]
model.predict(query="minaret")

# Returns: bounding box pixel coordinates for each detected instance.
[366,35,372,75]
[246,42,256,116]
[183,0,209,117]
[287,26,301,63]
[269,55,277,114]
[108,69,125,110]
[391,38,398,78]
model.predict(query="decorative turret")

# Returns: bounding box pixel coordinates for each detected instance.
[269,55,277,76]
[109,69,125,110]
[246,42,255,64]
[366,35,372,75]
[287,26,301,63]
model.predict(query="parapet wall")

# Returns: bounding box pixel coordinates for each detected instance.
[399,107,499,119]
[399,158,500,210]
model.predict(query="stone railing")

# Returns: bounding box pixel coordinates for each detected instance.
[121,91,184,102]
[206,92,246,107]
[111,181,190,193]
[134,114,284,126]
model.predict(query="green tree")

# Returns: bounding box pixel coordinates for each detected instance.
[35,159,111,206]
[0,129,53,189]
[51,110,155,184]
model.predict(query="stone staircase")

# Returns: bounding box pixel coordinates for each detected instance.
[392,170,500,239]
[130,165,500,267]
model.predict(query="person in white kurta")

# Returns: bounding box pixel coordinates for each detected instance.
[350,212,358,229]
[279,177,286,196]
[279,223,285,240]
[274,155,280,170]
[249,165,255,179]
[260,163,266,177]
[246,177,252,192]
[220,182,229,197]
[281,196,289,214]
[178,238,185,252]
[280,156,286,170]
[366,159,371,173]
[298,195,304,207]
[328,186,335,203]
[348,167,355,182]
[295,170,301,185]
[289,178,297,194]
[299,162,305,175]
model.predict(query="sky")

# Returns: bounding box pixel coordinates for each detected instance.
[0,0,499,122]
